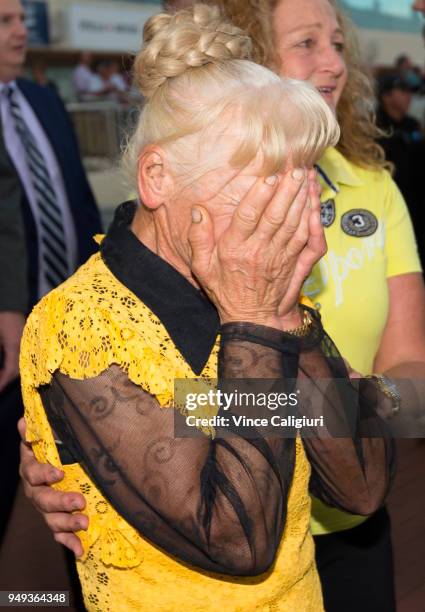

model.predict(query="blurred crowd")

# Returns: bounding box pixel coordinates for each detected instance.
[31,51,138,105]
[71,52,133,103]
[374,53,425,264]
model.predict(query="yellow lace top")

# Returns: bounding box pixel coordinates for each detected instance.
[20,251,323,612]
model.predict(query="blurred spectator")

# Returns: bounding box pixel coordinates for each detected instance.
[89,59,111,95]
[376,73,425,263]
[110,60,128,94]
[31,60,58,94]
[72,50,94,101]
[88,59,118,99]
[73,53,131,104]
[412,0,425,15]
[395,54,423,91]
[89,59,130,103]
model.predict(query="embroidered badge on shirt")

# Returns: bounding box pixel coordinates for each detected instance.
[320,199,336,228]
[341,209,378,237]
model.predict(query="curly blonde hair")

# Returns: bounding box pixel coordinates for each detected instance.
[202,0,388,171]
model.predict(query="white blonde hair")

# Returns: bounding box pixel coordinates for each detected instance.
[123,3,340,190]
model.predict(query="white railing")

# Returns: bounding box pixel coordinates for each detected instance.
[67,101,141,162]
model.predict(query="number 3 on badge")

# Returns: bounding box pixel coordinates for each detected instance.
[341,209,378,237]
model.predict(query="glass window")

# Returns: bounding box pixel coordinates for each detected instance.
[341,0,422,32]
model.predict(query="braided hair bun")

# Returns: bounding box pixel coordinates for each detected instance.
[135,4,252,98]
[123,4,339,195]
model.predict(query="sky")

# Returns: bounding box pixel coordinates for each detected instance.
[344,0,416,18]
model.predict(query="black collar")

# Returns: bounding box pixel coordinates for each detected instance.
[100,201,220,374]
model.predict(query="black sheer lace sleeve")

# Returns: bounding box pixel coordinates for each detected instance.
[292,316,397,515]
[39,310,395,576]
[220,313,396,516]
[40,326,299,577]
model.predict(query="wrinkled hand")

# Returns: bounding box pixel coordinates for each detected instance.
[277,175,326,318]
[188,168,323,329]
[18,418,88,557]
[0,311,26,392]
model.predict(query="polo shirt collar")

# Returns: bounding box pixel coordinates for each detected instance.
[100,201,220,375]
[317,147,364,201]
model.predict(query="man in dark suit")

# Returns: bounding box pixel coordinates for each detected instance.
[0,0,102,541]
[0,131,26,540]
[0,143,26,392]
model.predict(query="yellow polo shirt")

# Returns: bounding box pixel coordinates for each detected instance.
[306,147,422,535]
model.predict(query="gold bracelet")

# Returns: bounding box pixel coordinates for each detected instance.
[368,374,401,417]
[283,309,313,337]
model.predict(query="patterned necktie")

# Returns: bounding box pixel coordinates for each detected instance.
[5,86,69,289]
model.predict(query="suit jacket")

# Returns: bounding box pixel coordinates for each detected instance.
[0,113,28,312]
[14,78,103,310]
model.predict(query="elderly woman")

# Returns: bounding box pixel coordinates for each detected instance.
[20,5,395,611]
[19,1,425,610]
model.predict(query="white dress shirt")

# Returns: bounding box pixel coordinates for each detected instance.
[72,64,95,99]
[0,81,78,299]
[88,73,106,94]
[110,73,128,92]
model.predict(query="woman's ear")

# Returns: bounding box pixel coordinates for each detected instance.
[137,147,174,210]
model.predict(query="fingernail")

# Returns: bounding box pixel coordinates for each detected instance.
[72,499,83,511]
[191,208,202,223]
[264,175,278,186]
[291,168,305,181]
[50,468,62,480]
[76,521,87,531]
[307,198,312,209]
